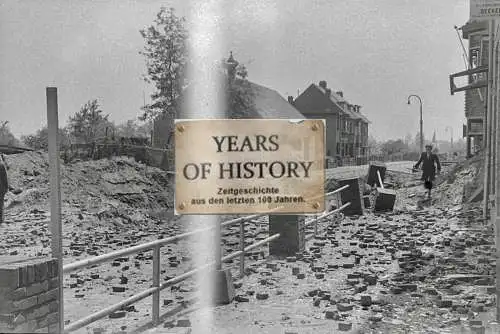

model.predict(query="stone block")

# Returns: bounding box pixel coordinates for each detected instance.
[26,281,49,297]
[48,301,58,313]
[1,287,26,301]
[47,260,58,279]
[8,295,38,312]
[25,304,50,321]
[38,289,59,305]
[0,265,21,289]
[374,188,396,212]
[34,263,48,282]
[338,178,364,216]
[48,278,58,290]
[46,312,58,325]
[268,215,305,257]
[360,295,372,307]
[213,269,235,305]
[338,322,353,331]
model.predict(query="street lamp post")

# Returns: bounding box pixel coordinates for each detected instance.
[407,95,423,153]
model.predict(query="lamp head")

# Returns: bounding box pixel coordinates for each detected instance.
[407,99,410,105]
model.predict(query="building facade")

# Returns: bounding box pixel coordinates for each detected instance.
[292,81,370,162]
[461,20,490,156]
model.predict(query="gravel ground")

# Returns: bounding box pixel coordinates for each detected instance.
[1,152,495,334]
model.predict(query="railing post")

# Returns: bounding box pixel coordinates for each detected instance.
[215,218,222,270]
[239,221,245,279]
[152,245,160,325]
[314,214,318,238]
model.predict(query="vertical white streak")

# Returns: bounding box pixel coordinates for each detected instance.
[185,1,226,333]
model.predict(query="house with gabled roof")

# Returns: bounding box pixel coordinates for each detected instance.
[291,80,370,161]
[152,53,304,149]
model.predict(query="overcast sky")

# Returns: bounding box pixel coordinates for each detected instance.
[1,0,470,141]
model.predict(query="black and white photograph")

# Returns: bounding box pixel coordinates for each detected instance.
[1,0,500,333]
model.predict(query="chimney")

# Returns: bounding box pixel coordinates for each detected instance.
[336,91,343,98]
[325,88,331,97]
[319,81,327,89]
[287,96,294,105]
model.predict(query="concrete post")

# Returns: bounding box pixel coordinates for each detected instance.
[268,215,306,257]
[46,87,64,332]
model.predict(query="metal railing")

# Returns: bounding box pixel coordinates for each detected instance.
[62,185,351,333]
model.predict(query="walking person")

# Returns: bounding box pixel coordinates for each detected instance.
[0,154,8,224]
[413,144,441,199]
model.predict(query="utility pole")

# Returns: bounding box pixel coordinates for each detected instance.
[407,95,424,153]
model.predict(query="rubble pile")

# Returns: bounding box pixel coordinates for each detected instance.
[0,152,176,259]
[3,151,174,215]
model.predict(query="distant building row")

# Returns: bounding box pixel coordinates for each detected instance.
[153,57,370,161]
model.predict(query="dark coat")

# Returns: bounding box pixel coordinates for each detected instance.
[0,159,7,196]
[414,152,441,181]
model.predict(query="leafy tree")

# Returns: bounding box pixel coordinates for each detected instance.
[0,121,22,146]
[381,139,408,155]
[115,119,152,139]
[68,99,113,143]
[21,127,71,150]
[139,8,255,121]
[139,7,188,121]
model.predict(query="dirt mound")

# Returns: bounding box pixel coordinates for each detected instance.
[3,151,174,217]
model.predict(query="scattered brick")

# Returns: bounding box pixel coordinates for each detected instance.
[325,309,341,320]
[360,295,372,307]
[437,300,452,308]
[256,293,269,300]
[108,311,126,319]
[176,319,191,327]
[338,322,353,331]
[235,295,249,302]
[337,303,354,312]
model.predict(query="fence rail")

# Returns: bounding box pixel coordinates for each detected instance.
[62,186,351,333]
